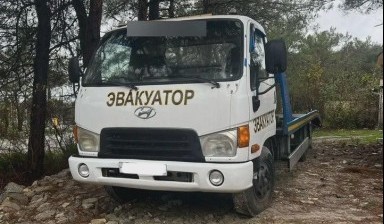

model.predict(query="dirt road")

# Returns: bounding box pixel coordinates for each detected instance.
[1,141,382,224]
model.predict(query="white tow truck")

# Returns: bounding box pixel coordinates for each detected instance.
[68,14,320,216]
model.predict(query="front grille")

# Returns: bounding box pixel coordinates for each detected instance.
[99,128,204,162]
[102,168,139,179]
[154,171,193,182]
[102,168,193,183]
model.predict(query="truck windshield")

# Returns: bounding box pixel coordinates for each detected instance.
[83,20,243,86]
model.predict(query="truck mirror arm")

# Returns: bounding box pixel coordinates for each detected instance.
[252,76,275,112]
[258,84,276,95]
[72,83,80,98]
[257,77,275,81]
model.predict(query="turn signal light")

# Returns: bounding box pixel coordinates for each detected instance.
[251,144,260,154]
[237,125,250,148]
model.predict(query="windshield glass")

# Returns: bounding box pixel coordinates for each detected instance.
[83,20,243,86]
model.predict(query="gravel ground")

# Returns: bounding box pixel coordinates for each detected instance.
[0,141,382,224]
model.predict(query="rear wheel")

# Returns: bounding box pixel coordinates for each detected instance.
[233,147,275,216]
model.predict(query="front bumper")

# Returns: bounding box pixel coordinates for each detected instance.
[68,156,253,193]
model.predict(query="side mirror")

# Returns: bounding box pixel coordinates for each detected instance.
[265,40,287,74]
[68,57,81,83]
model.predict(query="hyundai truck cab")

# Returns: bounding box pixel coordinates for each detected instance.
[68,15,314,216]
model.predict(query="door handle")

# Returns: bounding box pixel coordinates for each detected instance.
[252,96,260,112]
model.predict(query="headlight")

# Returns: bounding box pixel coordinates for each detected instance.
[77,127,100,152]
[200,129,237,157]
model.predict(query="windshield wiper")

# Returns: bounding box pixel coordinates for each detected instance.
[100,81,139,91]
[169,75,220,88]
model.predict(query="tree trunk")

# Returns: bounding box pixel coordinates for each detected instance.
[86,0,102,67]
[72,0,103,68]
[28,0,51,179]
[379,80,383,129]
[203,0,212,13]
[14,91,23,132]
[0,102,9,137]
[169,0,175,18]
[149,0,160,20]
[138,0,148,20]
[17,102,24,132]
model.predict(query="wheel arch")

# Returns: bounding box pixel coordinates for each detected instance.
[263,136,278,160]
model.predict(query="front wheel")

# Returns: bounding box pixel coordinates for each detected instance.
[233,147,275,216]
[104,186,144,203]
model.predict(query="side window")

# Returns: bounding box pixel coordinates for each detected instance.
[250,28,267,90]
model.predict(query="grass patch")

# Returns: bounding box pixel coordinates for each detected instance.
[0,144,77,189]
[44,144,77,176]
[313,129,383,144]
[0,151,28,189]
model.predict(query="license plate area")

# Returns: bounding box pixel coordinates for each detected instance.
[119,162,167,176]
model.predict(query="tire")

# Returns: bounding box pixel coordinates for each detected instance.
[104,186,144,203]
[233,147,275,217]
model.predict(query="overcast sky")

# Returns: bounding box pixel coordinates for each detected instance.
[314,6,383,44]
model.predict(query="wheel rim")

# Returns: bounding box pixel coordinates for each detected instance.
[252,162,272,200]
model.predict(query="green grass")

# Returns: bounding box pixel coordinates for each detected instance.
[0,144,77,189]
[313,129,383,144]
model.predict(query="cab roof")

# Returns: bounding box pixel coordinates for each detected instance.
[110,15,266,37]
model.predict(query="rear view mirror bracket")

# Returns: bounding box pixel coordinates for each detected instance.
[68,57,83,83]
[68,57,83,97]
[258,84,276,95]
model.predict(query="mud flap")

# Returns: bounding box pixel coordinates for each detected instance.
[288,137,309,170]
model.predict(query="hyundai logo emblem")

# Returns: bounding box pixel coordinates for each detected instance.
[134,106,156,119]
